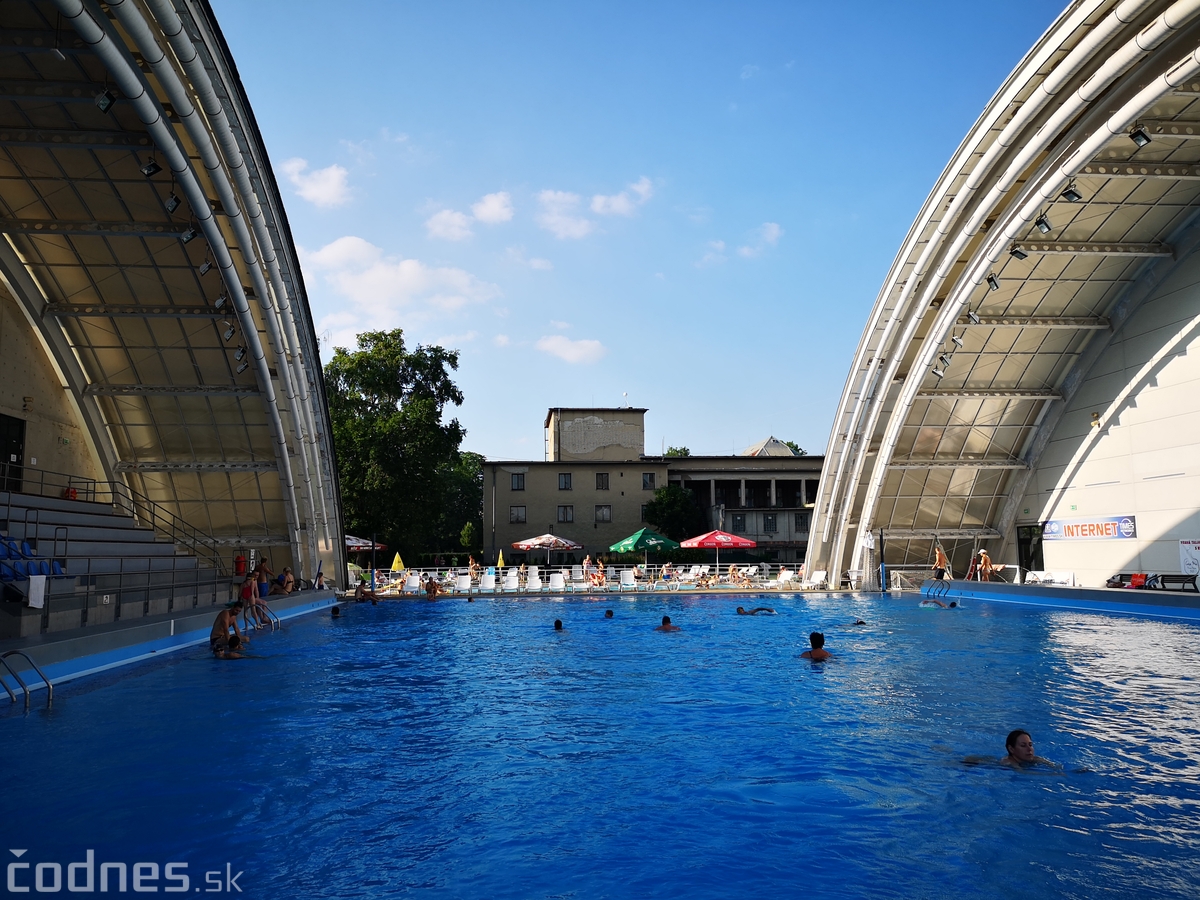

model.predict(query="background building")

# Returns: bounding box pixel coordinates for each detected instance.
[484,408,822,564]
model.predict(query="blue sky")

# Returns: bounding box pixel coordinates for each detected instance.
[212,0,1064,460]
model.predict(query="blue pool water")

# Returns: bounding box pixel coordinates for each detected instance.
[5,592,1200,898]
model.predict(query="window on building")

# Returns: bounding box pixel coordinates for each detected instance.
[795,511,812,533]
[596,472,609,490]
[763,513,777,533]
[511,472,525,491]
[509,506,526,524]
[732,513,746,533]
[642,472,655,490]
[557,505,574,523]
[595,505,612,523]
[558,473,572,490]
[640,505,648,522]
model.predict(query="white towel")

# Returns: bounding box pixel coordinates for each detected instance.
[27,574,47,609]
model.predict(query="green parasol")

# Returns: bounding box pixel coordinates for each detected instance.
[609,528,681,566]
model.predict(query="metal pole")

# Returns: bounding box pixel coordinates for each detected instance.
[878,528,886,593]
[371,532,376,591]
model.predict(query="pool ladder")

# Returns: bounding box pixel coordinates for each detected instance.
[0,650,53,708]
[244,604,281,633]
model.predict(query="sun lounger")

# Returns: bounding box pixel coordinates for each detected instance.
[479,573,496,593]
[549,572,566,592]
[799,569,827,590]
[619,569,637,591]
[769,569,795,589]
[454,574,471,594]
[403,574,421,594]
[501,572,520,592]
[527,573,544,592]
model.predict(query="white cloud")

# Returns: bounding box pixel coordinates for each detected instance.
[591,176,654,216]
[493,334,510,347]
[303,236,500,348]
[472,191,514,224]
[536,334,607,364]
[506,246,554,270]
[433,330,478,347]
[425,209,473,241]
[550,320,570,330]
[697,239,727,267]
[741,64,760,79]
[280,158,351,208]
[737,222,784,257]
[537,190,593,239]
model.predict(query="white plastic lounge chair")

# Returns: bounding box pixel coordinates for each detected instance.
[742,565,759,583]
[526,573,543,592]
[769,569,794,589]
[677,565,701,585]
[799,569,827,590]
[619,569,637,591]
[403,574,421,594]
[549,572,566,592]
[454,574,471,594]
[569,566,587,591]
[479,573,496,593]
[501,572,520,592]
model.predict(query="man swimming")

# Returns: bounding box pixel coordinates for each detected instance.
[999,729,1055,769]
[655,615,680,632]
[604,610,614,618]
[919,599,958,608]
[800,631,831,661]
[554,619,564,631]
[736,606,776,615]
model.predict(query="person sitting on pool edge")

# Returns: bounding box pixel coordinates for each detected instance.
[1000,729,1054,769]
[655,615,680,632]
[736,606,776,615]
[800,631,831,661]
[210,601,245,656]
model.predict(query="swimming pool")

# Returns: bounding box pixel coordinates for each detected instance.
[5,592,1200,898]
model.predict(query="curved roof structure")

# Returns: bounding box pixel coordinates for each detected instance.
[811,0,1200,582]
[0,0,342,577]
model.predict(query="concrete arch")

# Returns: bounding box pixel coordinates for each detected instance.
[810,0,1200,586]
[0,0,343,579]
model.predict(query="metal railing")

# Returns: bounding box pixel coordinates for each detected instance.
[0,650,53,708]
[0,461,227,574]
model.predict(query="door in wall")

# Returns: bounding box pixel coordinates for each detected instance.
[0,413,26,492]
[1016,524,1044,574]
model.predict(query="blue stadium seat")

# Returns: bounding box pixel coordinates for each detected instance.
[0,562,12,582]
[0,542,9,560]
[10,560,28,580]
[51,560,66,577]
[37,559,50,576]
[19,541,34,559]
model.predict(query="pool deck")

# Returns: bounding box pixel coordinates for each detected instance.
[0,590,337,699]
[922,578,1200,621]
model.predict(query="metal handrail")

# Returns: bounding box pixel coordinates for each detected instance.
[0,462,227,574]
[0,650,52,707]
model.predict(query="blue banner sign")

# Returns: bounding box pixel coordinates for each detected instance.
[1042,515,1137,541]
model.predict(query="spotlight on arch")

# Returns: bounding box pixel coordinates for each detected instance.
[223,323,236,342]
[94,89,116,113]
[199,258,212,276]
[237,361,250,374]
[1130,126,1151,148]
[986,273,1000,292]
[1061,184,1083,203]
[938,354,952,368]
[140,158,162,178]
[235,346,246,361]
[951,334,964,349]
[931,367,945,380]
[164,192,181,214]
[967,310,981,326]
[181,226,199,244]
[1009,245,1028,260]
[1035,214,1052,234]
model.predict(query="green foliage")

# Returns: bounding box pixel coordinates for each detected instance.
[460,520,478,551]
[784,440,805,456]
[665,446,691,457]
[325,329,480,560]
[643,483,707,541]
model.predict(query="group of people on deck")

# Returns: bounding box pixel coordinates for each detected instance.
[932,544,997,581]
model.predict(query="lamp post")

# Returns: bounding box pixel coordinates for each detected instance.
[370,532,376,591]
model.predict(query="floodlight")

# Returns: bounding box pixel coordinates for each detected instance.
[1061,184,1083,203]
[939,354,952,368]
[931,367,945,380]
[951,334,964,350]
[213,293,227,311]
[199,259,212,276]
[1009,245,1028,260]
[181,226,198,244]
[52,48,66,62]
[1130,126,1151,148]
[1035,214,1052,234]
[235,346,246,361]
[236,361,250,374]
[223,323,236,342]
[94,89,116,113]
[967,310,981,326]
[140,158,162,177]
[164,192,181,214]
[986,273,1000,292]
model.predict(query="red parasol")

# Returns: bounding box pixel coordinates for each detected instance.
[512,533,584,565]
[680,529,757,572]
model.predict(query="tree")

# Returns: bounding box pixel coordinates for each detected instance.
[665,446,691,457]
[784,441,805,456]
[325,329,478,559]
[460,521,479,551]
[643,483,707,541]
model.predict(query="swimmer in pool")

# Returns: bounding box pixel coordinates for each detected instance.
[604,610,613,618]
[800,631,831,661]
[331,605,341,618]
[919,599,958,608]
[212,633,244,659]
[999,729,1055,769]
[554,619,563,631]
[736,606,776,615]
[655,615,680,632]
[846,619,867,626]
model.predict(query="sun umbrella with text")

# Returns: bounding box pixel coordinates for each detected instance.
[512,533,584,565]
[609,527,681,566]
[680,529,757,573]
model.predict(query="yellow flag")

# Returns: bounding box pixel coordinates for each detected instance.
[391,553,404,571]
[497,550,506,568]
